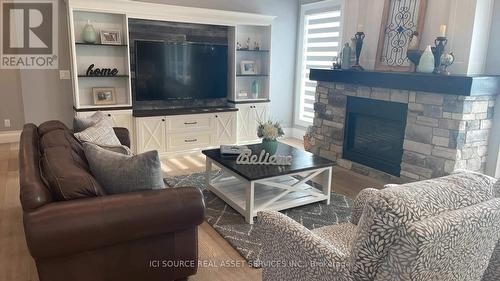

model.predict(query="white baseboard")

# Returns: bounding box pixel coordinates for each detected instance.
[284,127,306,140]
[0,130,22,144]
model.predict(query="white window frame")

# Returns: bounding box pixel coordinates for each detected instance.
[294,0,345,128]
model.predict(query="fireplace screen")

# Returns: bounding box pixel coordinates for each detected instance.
[343,97,408,176]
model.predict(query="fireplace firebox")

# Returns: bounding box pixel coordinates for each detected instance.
[343,97,408,176]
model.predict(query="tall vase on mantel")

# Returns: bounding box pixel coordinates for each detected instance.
[417,45,435,73]
[82,20,97,44]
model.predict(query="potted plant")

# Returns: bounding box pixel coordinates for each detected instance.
[257,120,285,155]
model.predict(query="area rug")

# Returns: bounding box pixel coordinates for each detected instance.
[164,172,353,268]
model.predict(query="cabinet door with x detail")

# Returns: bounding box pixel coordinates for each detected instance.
[214,113,237,145]
[136,116,166,153]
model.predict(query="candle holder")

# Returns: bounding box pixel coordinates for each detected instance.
[351,31,365,71]
[431,36,447,74]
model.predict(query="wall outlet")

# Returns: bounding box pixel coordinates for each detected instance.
[4,119,11,128]
[59,70,71,80]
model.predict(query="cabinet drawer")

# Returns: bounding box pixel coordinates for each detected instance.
[168,115,212,132]
[167,132,212,151]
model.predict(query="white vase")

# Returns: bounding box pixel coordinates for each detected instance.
[82,20,97,43]
[417,45,435,73]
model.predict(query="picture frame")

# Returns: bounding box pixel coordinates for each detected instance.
[240,60,257,75]
[238,90,248,98]
[100,29,122,45]
[92,87,116,105]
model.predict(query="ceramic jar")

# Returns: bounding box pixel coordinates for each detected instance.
[82,20,97,44]
[417,45,435,73]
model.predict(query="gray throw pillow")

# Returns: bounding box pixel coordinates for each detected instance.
[97,144,133,155]
[83,143,164,195]
[73,111,111,132]
[74,119,121,146]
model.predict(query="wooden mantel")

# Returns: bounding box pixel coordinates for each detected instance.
[309,69,500,96]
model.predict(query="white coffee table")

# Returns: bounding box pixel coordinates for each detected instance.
[202,143,334,224]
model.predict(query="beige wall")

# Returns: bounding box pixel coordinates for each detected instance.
[20,0,74,128]
[341,0,479,74]
[0,69,24,131]
[1,0,73,130]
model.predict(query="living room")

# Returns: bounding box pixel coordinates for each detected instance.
[1,0,500,280]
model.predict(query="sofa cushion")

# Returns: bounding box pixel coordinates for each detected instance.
[311,223,357,256]
[38,120,70,136]
[74,119,121,146]
[380,171,496,221]
[41,146,106,200]
[40,128,89,170]
[83,143,164,195]
[349,171,496,281]
[379,199,500,281]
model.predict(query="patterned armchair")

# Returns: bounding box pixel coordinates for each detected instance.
[258,171,500,281]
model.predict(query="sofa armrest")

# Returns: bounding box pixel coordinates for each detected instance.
[113,127,130,148]
[350,188,379,225]
[24,187,205,259]
[258,211,349,281]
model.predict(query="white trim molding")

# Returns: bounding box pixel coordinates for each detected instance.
[65,0,275,27]
[0,130,22,144]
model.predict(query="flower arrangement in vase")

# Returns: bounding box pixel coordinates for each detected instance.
[257,120,284,155]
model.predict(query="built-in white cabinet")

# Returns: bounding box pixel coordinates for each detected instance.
[235,102,270,143]
[228,25,272,103]
[215,112,238,145]
[136,116,166,153]
[69,10,132,110]
[136,112,237,155]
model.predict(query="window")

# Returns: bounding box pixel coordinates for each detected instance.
[295,0,343,126]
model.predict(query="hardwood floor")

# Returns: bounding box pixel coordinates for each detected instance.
[0,139,389,281]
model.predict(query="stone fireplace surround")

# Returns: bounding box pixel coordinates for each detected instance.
[307,70,498,183]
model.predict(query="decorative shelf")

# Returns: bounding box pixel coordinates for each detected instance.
[76,42,128,47]
[236,74,269,77]
[236,49,270,53]
[78,75,129,78]
[74,105,133,111]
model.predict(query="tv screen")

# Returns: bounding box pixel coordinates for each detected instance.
[134,41,228,101]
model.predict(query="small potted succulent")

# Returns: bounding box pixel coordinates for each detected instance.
[257,120,285,155]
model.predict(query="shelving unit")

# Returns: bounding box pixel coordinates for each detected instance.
[77,75,130,78]
[229,25,272,103]
[69,10,132,109]
[75,42,128,47]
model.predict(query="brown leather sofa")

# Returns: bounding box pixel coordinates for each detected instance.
[19,121,205,281]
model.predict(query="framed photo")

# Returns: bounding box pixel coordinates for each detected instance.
[92,88,116,105]
[238,90,248,98]
[100,29,122,45]
[240,60,257,75]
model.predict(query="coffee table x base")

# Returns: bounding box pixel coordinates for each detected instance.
[205,158,332,224]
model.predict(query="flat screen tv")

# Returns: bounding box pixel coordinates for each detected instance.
[134,41,228,101]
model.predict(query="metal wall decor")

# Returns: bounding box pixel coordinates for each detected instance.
[375,0,428,72]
